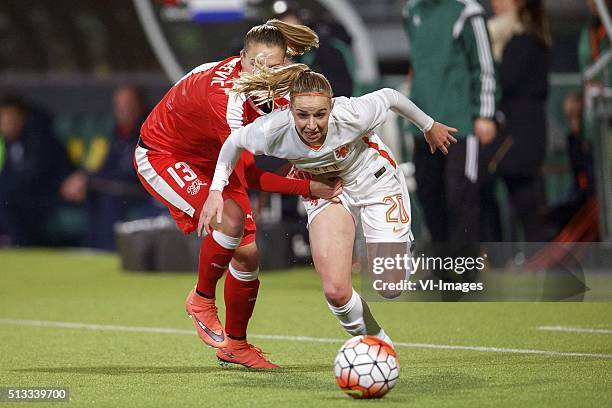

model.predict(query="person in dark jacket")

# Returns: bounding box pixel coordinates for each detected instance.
[0,96,73,246]
[61,85,158,250]
[481,0,551,242]
[546,92,595,232]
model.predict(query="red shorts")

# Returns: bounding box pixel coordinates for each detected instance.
[134,144,256,246]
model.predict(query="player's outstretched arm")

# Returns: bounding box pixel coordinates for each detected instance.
[375,88,458,155]
[198,124,251,236]
[199,129,249,236]
[209,130,246,193]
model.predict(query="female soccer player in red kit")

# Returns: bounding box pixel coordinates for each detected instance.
[134,20,341,368]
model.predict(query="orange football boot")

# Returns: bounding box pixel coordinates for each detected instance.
[185,288,228,348]
[216,339,280,369]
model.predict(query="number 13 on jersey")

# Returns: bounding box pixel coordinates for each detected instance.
[167,162,197,188]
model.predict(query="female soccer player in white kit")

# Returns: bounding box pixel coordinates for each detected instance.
[200,63,457,345]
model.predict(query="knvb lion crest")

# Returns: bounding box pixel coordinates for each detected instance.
[334,144,350,160]
[187,179,207,195]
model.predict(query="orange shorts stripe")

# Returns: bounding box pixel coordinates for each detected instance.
[362,137,397,169]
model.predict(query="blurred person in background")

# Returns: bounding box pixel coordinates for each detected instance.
[0,96,73,246]
[480,0,551,242]
[61,85,158,250]
[276,3,354,97]
[403,0,497,244]
[545,92,597,239]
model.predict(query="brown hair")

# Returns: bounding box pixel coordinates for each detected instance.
[233,61,332,104]
[243,19,319,57]
[518,0,552,48]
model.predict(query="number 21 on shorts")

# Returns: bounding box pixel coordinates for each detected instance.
[167,162,197,188]
[383,194,409,224]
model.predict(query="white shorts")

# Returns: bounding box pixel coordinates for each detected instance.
[303,167,414,243]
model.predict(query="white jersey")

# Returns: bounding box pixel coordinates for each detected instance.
[211,88,433,243]
[211,88,432,194]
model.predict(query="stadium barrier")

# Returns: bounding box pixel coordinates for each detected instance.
[114,216,311,272]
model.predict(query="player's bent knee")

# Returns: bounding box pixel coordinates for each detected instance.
[220,200,246,236]
[324,284,353,307]
[232,245,259,272]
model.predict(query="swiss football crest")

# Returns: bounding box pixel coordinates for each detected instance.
[334,144,350,160]
[187,179,207,195]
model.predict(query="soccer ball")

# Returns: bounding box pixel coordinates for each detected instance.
[334,335,399,399]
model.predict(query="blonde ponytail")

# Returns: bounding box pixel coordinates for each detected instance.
[234,60,333,104]
[234,61,311,104]
[243,19,319,57]
[264,19,319,56]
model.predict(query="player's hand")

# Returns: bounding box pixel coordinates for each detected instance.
[198,190,224,237]
[424,121,458,155]
[309,177,342,203]
[474,117,496,145]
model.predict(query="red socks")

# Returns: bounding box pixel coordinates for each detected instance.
[196,231,239,298]
[224,271,260,339]
[196,230,259,339]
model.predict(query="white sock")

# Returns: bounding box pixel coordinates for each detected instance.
[327,289,381,337]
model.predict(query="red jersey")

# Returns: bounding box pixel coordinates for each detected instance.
[141,57,243,167]
[140,56,294,191]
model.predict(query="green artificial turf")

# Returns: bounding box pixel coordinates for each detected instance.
[0,249,610,407]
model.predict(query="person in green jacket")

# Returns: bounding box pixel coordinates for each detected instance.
[403,0,497,243]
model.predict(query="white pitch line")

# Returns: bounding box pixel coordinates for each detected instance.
[0,318,194,335]
[537,326,612,335]
[1,318,612,360]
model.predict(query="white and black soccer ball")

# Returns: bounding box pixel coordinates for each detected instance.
[334,335,399,399]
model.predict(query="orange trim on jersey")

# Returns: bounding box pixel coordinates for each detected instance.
[362,137,396,169]
[307,143,323,151]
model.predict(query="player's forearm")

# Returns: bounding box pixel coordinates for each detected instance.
[379,88,434,133]
[210,135,242,192]
[212,134,310,196]
[245,166,311,196]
